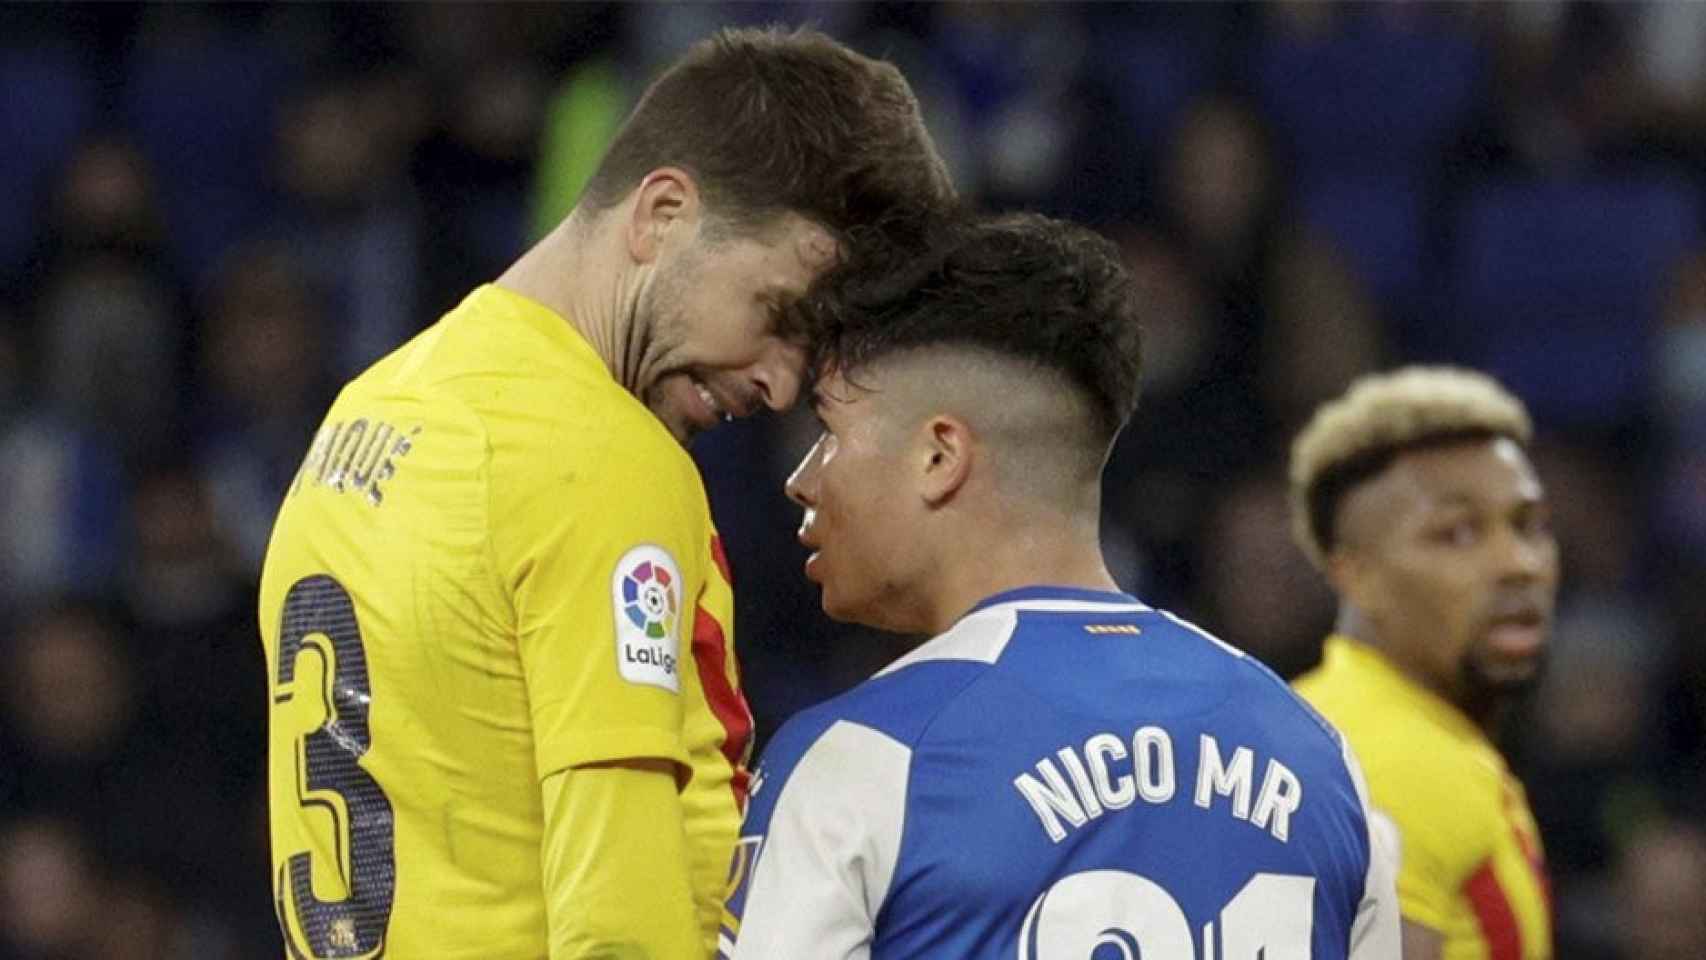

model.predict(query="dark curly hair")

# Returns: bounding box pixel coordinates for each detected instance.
[798,212,1143,444]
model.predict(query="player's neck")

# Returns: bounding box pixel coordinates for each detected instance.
[496,215,642,390]
[1336,609,1504,734]
[928,514,1117,636]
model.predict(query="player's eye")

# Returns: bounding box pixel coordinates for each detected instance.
[767,300,806,343]
[1426,517,1480,548]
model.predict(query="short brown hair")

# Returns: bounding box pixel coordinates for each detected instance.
[1288,366,1534,569]
[579,26,954,234]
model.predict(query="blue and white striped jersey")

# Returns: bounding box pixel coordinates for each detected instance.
[721,586,1399,959]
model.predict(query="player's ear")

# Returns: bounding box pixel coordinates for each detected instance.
[918,413,973,507]
[1323,548,1356,597]
[1322,481,1391,612]
[1325,546,1380,617]
[627,167,699,265]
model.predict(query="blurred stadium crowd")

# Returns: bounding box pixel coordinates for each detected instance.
[1,3,1704,958]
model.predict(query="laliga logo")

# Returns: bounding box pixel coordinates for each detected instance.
[626,645,677,673]
[613,547,683,691]
[622,559,679,642]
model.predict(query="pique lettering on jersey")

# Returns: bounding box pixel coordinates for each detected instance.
[1013,728,1302,844]
[290,419,420,507]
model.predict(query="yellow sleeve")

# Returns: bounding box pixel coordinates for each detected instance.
[1371,751,1493,932]
[488,413,705,780]
[1296,650,1491,935]
[541,763,702,959]
[1389,805,1458,931]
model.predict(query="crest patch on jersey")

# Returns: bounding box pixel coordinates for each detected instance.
[612,545,682,692]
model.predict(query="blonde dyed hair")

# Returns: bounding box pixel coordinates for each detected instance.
[1288,366,1533,569]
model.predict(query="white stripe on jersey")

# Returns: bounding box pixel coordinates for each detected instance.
[1158,609,1248,660]
[880,598,1151,677]
[732,720,911,960]
[1340,735,1402,958]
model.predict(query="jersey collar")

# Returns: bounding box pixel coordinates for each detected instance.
[473,283,607,377]
[963,585,1144,617]
[1322,634,1491,745]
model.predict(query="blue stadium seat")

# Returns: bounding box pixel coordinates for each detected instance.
[120,35,299,285]
[0,414,124,611]
[1094,27,1215,156]
[1255,13,1481,178]
[1449,176,1702,429]
[1300,174,1427,315]
[0,48,96,275]
[463,190,531,277]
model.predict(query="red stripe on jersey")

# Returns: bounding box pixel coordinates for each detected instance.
[1502,784,1555,922]
[693,604,753,807]
[710,535,733,586]
[1464,860,1523,960]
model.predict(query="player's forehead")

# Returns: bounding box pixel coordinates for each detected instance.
[808,365,865,413]
[1336,436,1539,548]
[1386,436,1544,512]
[814,348,1001,425]
[727,212,841,291]
[818,360,926,432]
[783,215,840,273]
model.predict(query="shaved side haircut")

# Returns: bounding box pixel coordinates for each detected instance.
[800,212,1142,504]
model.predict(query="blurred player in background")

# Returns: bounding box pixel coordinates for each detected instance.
[1290,367,1557,960]
[720,213,1399,959]
[257,26,951,960]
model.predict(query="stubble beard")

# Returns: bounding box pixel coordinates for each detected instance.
[1457,642,1548,723]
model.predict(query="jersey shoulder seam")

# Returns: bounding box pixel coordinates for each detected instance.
[881,656,1002,752]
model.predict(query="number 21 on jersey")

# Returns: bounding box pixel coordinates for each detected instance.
[1020,870,1314,960]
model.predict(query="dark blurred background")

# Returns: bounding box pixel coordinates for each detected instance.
[1,3,1704,958]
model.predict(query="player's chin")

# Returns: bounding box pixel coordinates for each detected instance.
[819,594,856,624]
[1467,645,1548,694]
[650,400,702,447]
[814,575,862,626]
[646,379,714,446]
[819,585,897,632]
[811,571,845,619]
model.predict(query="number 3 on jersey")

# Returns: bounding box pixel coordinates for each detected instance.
[1020,870,1314,960]
[273,575,396,958]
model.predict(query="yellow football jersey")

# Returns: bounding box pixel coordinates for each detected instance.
[1295,636,1551,960]
[259,285,751,959]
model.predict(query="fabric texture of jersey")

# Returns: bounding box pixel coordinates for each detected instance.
[1295,635,1552,960]
[722,587,1400,959]
[259,284,751,959]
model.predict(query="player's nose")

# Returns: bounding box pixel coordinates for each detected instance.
[1492,520,1552,583]
[751,342,807,413]
[785,436,824,508]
